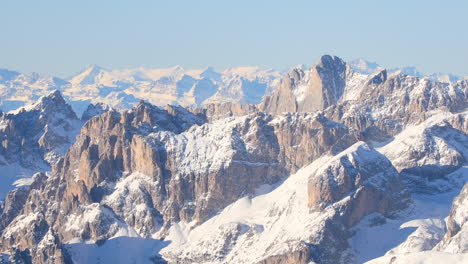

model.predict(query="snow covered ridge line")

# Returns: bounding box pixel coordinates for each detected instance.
[1,109,466,263]
[0,90,83,199]
[0,64,284,115]
[159,109,468,263]
[160,142,409,263]
[260,55,467,120]
[1,55,466,115]
[349,58,468,83]
[0,55,467,263]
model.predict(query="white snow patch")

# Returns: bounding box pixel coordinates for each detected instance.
[365,251,468,264]
[161,149,355,263]
[350,177,467,263]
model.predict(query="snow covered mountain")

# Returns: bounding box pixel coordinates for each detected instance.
[0,65,283,116]
[2,57,465,118]
[0,91,82,198]
[0,55,467,264]
[350,58,467,83]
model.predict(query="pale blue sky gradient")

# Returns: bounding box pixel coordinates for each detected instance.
[1,0,467,77]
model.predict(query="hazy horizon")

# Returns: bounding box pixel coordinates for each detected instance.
[2,0,467,78]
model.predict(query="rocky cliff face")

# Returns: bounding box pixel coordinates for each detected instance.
[0,91,82,198]
[80,102,112,122]
[0,90,80,163]
[0,55,467,264]
[326,72,466,139]
[377,112,468,193]
[261,55,467,139]
[261,55,350,113]
[0,97,360,262]
[161,142,409,264]
[195,101,258,122]
[436,183,468,253]
[308,143,408,227]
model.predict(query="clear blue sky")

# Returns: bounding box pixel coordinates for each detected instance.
[1,0,467,78]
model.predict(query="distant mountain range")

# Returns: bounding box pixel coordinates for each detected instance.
[349,58,466,83]
[0,55,467,264]
[1,59,466,117]
[0,65,283,116]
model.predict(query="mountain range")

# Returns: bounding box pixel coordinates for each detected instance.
[1,58,466,117]
[0,64,282,116]
[0,55,467,264]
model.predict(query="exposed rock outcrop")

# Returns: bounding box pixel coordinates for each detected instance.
[323,73,467,138]
[0,90,81,164]
[160,142,409,264]
[0,90,82,198]
[436,183,468,253]
[256,243,310,264]
[0,99,359,262]
[260,55,467,141]
[378,112,468,192]
[80,102,112,122]
[1,54,466,264]
[261,55,349,114]
[196,102,258,122]
[308,143,408,227]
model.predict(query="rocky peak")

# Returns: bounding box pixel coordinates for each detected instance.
[0,91,82,196]
[69,64,105,85]
[312,55,348,107]
[367,69,387,85]
[316,55,346,73]
[125,100,205,134]
[308,142,408,227]
[0,56,466,263]
[259,68,302,113]
[3,90,78,123]
[39,89,65,104]
[198,102,258,122]
[261,55,349,114]
[200,66,222,82]
[81,102,112,122]
[0,91,79,137]
[263,54,466,137]
[33,90,77,118]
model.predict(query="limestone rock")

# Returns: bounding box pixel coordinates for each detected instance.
[1,55,466,263]
[0,90,82,197]
[308,142,408,227]
[261,55,349,114]
[80,102,112,122]
[436,183,468,253]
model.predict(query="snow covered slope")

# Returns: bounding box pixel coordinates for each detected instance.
[2,57,465,117]
[377,111,468,192]
[0,55,466,264]
[0,90,82,198]
[161,142,408,263]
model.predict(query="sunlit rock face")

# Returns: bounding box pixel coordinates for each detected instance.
[0,54,467,264]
